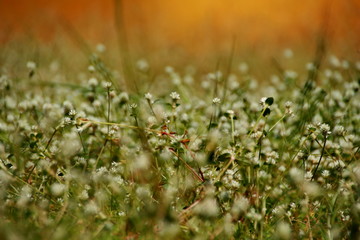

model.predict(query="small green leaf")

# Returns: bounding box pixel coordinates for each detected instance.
[217,153,231,162]
[265,97,274,106]
[36,133,43,139]
[30,142,37,149]
[263,108,271,117]
[214,181,223,187]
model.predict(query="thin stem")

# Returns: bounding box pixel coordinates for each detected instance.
[169,148,204,183]
[107,87,111,132]
[79,119,161,134]
[95,139,108,169]
[75,125,87,154]
[216,153,235,182]
[231,115,235,143]
[311,136,327,181]
[248,106,268,137]
[268,114,286,133]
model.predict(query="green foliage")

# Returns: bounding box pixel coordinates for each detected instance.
[0,51,359,240]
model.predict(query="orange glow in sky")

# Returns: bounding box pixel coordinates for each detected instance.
[1,0,359,55]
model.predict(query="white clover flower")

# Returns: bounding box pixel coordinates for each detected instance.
[17,185,32,208]
[92,100,101,108]
[319,123,331,135]
[63,117,72,125]
[321,170,330,178]
[79,190,89,200]
[118,92,129,103]
[260,97,267,106]
[165,66,174,74]
[212,97,221,105]
[96,43,106,53]
[129,103,137,109]
[84,201,99,215]
[329,55,341,67]
[276,222,291,240]
[289,167,304,184]
[250,131,263,140]
[144,92,153,101]
[102,81,112,89]
[304,171,313,180]
[194,198,219,218]
[63,100,74,110]
[226,110,234,116]
[88,77,98,87]
[333,125,345,136]
[170,92,180,100]
[26,61,37,70]
[284,70,298,79]
[306,62,315,71]
[231,196,250,216]
[246,208,262,221]
[303,182,322,197]
[50,183,66,196]
[88,65,95,72]
[278,165,286,172]
[131,153,150,171]
[69,109,77,116]
[285,101,292,109]
[136,59,149,71]
[201,80,211,89]
[238,62,249,73]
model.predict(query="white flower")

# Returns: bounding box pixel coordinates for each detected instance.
[64,117,72,125]
[329,55,341,67]
[136,59,149,71]
[319,123,331,135]
[333,125,345,136]
[170,92,180,100]
[238,62,249,73]
[69,109,77,116]
[276,222,291,239]
[144,92,153,101]
[84,201,99,215]
[231,196,250,216]
[278,165,286,172]
[226,110,234,116]
[212,97,221,105]
[88,65,95,72]
[260,97,267,106]
[306,62,315,71]
[250,131,263,140]
[51,183,66,196]
[285,101,292,108]
[283,48,293,58]
[322,170,330,178]
[96,43,106,53]
[289,167,304,184]
[129,103,137,109]
[194,198,219,218]
[26,61,36,70]
[102,81,112,89]
[88,77,98,87]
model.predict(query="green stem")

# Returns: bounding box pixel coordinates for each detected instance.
[311,136,327,181]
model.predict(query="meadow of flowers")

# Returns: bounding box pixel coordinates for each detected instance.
[0,48,359,239]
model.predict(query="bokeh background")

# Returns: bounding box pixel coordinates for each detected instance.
[1,0,359,64]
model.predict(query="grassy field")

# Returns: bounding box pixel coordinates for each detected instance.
[0,44,359,239]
